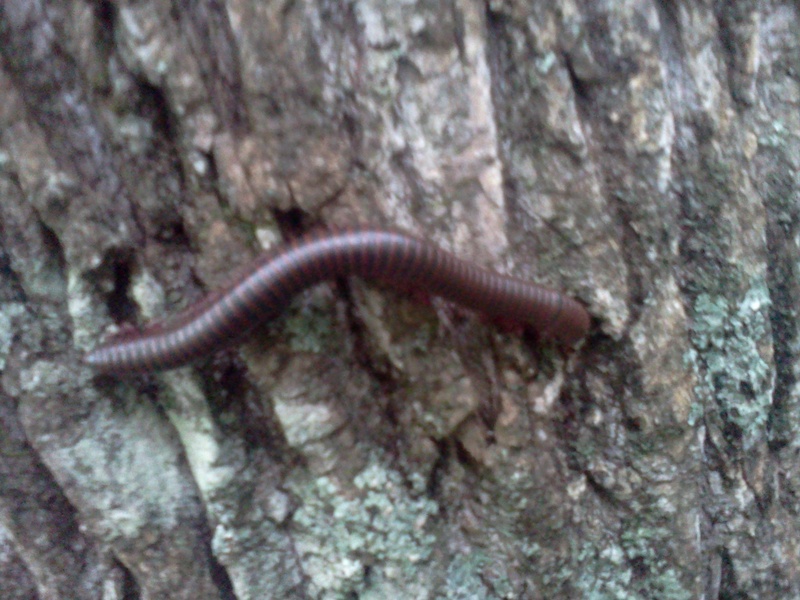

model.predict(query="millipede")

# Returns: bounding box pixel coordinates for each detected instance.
[84,226,590,372]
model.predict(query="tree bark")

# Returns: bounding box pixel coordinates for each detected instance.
[0,0,794,598]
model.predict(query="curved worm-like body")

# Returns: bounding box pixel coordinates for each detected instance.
[84,227,590,372]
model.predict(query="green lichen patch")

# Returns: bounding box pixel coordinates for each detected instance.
[686,280,773,450]
[289,459,438,597]
[285,299,338,354]
[443,550,516,599]
[443,552,493,600]
[548,523,692,600]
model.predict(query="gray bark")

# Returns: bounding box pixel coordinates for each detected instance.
[0,0,794,598]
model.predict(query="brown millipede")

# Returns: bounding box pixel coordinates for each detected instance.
[84,227,590,372]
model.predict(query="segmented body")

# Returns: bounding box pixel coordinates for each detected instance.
[84,227,590,372]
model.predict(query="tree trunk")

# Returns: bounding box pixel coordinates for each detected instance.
[0,0,794,598]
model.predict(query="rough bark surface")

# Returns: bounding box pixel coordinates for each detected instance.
[0,0,794,598]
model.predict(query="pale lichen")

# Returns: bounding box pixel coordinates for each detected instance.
[289,458,438,597]
[686,280,773,450]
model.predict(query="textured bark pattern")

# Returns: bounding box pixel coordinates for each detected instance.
[0,0,795,598]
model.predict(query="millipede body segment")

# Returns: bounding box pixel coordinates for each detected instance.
[84,227,590,372]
